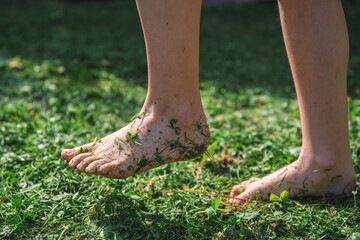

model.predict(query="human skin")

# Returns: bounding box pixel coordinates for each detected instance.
[61,0,210,178]
[61,0,356,200]
[231,0,356,203]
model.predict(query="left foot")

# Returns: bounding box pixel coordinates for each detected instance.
[230,153,356,204]
[61,108,210,179]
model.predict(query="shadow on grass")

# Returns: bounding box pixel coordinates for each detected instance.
[90,191,255,239]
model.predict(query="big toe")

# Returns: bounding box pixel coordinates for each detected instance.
[61,148,78,161]
[230,185,245,198]
[230,178,258,196]
[61,143,92,161]
[230,191,253,206]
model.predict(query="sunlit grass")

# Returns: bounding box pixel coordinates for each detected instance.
[1,0,360,239]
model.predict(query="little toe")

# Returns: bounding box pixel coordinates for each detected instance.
[77,156,101,171]
[69,153,93,169]
[85,159,111,174]
[61,143,93,161]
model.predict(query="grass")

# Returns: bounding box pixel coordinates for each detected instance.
[1,0,360,239]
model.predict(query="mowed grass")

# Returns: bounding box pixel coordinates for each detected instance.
[1,0,360,239]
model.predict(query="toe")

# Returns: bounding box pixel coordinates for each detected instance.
[85,159,111,174]
[230,185,245,198]
[228,185,244,206]
[230,192,251,206]
[98,162,128,179]
[69,153,93,169]
[229,177,260,198]
[77,156,101,171]
[229,183,253,206]
[61,149,75,161]
[61,143,93,161]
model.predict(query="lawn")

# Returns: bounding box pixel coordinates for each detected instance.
[1,0,360,239]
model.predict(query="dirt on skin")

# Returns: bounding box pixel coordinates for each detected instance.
[62,111,210,179]
[230,156,356,203]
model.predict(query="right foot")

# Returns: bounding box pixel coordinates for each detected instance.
[230,152,356,204]
[61,107,210,179]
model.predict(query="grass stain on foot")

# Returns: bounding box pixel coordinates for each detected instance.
[114,137,123,151]
[126,132,138,140]
[168,118,181,135]
[78,147,89,154]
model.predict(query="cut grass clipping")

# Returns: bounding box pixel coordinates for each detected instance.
[1,0,360,239]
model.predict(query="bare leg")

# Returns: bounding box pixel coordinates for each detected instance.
[231,0,356,202]
[61,0,209,179]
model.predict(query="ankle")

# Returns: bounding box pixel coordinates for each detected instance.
[142,96,205,128]
[299,147,352,170]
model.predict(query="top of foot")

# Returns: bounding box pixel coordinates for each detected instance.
[61,110,210,179]
[230,154,356,204]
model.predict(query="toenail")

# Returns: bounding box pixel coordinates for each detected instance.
[63,149,72,154]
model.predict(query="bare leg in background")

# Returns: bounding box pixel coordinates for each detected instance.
[231,0,356,202]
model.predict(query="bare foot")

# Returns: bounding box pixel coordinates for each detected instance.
[230,153,356,204]
[61,108,210,179]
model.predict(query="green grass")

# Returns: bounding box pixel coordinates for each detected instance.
[1,0,360,239]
